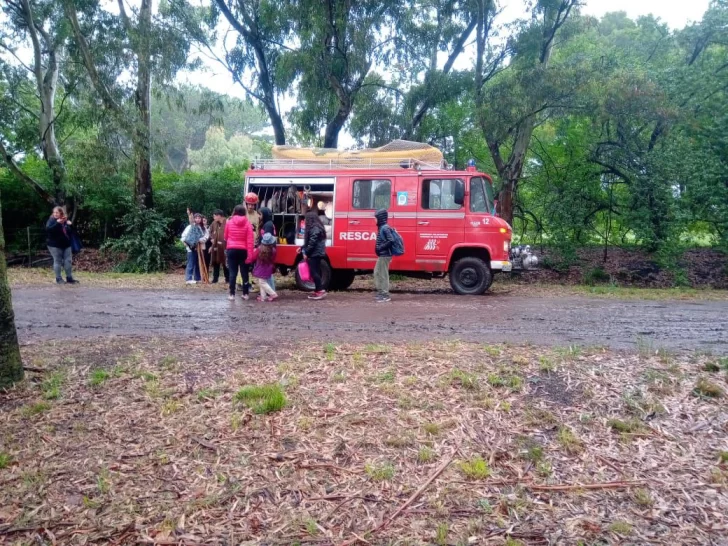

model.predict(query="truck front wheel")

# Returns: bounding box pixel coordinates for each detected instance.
[449,257,492,295]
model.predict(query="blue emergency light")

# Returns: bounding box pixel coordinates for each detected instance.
[466,159,476,172]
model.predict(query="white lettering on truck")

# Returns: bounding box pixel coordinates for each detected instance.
[339,232,377,241]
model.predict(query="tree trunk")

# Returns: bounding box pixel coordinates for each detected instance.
[134,0,153,209]
[0,190,24,389]
[323,102,350,149]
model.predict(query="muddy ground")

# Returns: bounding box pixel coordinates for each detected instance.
[12,285,728,352]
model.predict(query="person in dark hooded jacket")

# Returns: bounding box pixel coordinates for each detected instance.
[301,211,327,299]
[259,207,275,241]
[374,208,394,302]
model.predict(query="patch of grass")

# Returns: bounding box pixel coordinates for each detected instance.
[0,452,12,469]
[365,461,395,481]
[41,372,65,400]
[504,538,525,546]
[483,344,501,356]
[608,521,633,535]
[703,361,721,372]
[477,498,492,513]
[196,387,219,401]
[89,369,111,387]
[458,456,491,480]
[364,343,389,354]
[607,418,644,434]
[524,407,558,427]
[330,370,346,383]
[486,372,523,391]
[511,355,529,366]
[417,446,436,464]
[324,343,336,361]
[693,377,724,399]
[159,355,177,369]
[435,522,448,545]
[376,369,396,383]
[449,368,479,390]
[554,345,582,359]
[235,384,287,414]
[384,434,415,448]
[633,488,654,507]
[557,427,583,454]
[21,401,51,418]
[538,356,555,373]
[305,518,319,536]
[160,399,182,416]
[719,451,728,464]
[536,460,553,477]
[422,421,443,436]
[96,468,110,494]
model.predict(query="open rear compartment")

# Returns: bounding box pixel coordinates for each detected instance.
[246,177,336,248]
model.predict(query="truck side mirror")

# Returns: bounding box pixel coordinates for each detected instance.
[454,180,465,206]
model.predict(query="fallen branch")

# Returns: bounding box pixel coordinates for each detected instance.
[338,445,457,546]
[526,480,645,492]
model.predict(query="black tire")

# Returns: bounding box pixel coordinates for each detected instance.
[295,259,332,291]
[329,269,356,291]
[449,257,492,295]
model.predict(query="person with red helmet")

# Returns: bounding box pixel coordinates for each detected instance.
[243,192,262,294]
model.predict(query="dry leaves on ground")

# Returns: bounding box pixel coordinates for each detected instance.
[1,339,727,545]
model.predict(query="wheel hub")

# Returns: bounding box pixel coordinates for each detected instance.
[460,267,479,288]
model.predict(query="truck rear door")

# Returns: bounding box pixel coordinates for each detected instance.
[416,177,465,270]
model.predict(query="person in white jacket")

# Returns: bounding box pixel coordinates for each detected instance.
[181,212,209,284]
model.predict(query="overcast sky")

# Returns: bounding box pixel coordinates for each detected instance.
[179,0,711,146]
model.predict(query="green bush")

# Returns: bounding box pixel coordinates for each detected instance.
[102,207,173,272]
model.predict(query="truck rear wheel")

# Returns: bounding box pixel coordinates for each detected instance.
[295,259,332,292]
[450,257,492,295]
[329,269,356,291]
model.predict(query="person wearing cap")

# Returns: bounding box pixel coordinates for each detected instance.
[374,208,394,302]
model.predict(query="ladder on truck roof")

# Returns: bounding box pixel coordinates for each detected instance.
[251,157,449,171]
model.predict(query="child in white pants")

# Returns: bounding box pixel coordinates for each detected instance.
[251,233,278,302]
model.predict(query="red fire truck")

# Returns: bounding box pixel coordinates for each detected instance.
[245,156,513,295]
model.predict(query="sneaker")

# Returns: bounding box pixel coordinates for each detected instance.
[376,295,392,303]
[66,278,79,284]
[308,290,327,300]
[186,280,197,285]
[268,294,279,302]
[241,294,249,301]
[228,294,235,301]
[55,278,64,284]
[256,296,267,302]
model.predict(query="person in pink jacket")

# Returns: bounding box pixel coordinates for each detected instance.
[224,205,254,300]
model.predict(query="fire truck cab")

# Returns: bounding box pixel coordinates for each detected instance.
[245,157,512,295]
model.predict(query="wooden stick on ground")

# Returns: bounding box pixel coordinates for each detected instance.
[338,445,458,546]
[526,480,645,492]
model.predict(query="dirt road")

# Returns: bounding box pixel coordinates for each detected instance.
[12,285,727,352]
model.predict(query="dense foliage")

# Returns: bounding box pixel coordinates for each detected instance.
[0,0,726,270]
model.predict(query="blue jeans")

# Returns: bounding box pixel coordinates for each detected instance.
[185,250,201,281]
[48,246,73,280]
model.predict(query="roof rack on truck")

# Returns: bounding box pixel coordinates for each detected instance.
[250,157,448,171]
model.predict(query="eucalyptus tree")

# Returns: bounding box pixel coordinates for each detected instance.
[206,0,291,145]
[475,0,580,224]
[63,0,193,209]
[0,0,74,214]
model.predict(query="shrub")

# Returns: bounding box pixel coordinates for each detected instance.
[102,207,173,272]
